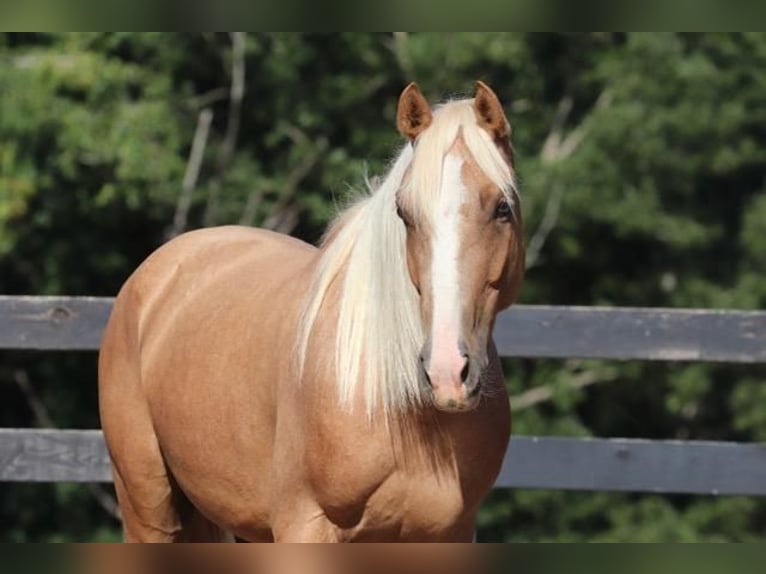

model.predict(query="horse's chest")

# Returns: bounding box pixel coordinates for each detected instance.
[302,398,509,541]
[311,446,472,540]
[357,471,469,540]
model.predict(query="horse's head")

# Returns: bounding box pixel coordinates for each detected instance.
[395,82,525,413]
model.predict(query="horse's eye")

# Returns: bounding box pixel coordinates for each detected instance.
[495,198,512,221]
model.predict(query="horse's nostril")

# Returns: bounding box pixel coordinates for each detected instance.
[419,354,431,386]
[460,356,470,383]
[422,368,431,386]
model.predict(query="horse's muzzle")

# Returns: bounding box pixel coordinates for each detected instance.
[419,340,482,412]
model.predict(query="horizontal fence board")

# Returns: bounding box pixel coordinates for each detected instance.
[500,436,766,495]
[497,305,766,362]
[0,296,112,351]
[0,429,111,483]
[1,296,765,362]
[3,429,766,495]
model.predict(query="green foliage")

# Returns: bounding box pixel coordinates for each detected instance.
[1,33,765,542]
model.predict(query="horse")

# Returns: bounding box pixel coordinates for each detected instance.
[98,81,525,542]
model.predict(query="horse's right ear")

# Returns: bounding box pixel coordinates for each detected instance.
[397,83,432,141]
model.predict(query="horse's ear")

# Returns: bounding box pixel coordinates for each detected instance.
[397,83,433,141]
[473,81,510,140]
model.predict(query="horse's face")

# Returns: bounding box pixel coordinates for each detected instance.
[396,83,524,413]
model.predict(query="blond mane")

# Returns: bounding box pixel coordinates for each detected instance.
[296,99,517,417]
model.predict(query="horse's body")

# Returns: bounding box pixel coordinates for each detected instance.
[99,83,524,542]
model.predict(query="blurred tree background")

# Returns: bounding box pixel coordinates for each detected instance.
[1,32,765,542]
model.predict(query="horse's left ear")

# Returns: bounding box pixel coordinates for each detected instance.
[473,81,510,140]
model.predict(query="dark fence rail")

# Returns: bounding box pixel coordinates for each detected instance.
[0,296,112,351]
[3,296,766,362]
[2,296,766,495]
[3,429,766,496]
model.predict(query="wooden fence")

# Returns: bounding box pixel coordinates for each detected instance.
[2,295,766,495]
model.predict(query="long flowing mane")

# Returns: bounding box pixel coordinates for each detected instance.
[296,98,517,417]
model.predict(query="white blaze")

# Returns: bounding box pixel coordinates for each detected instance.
[428,153,466,382]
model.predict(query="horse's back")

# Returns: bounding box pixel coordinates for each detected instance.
[124,225,314,311]
[110,224,314,341]
[99,225,316,539]
[102,225,315,386]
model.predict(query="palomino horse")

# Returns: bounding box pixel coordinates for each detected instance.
[99,81,524,542]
